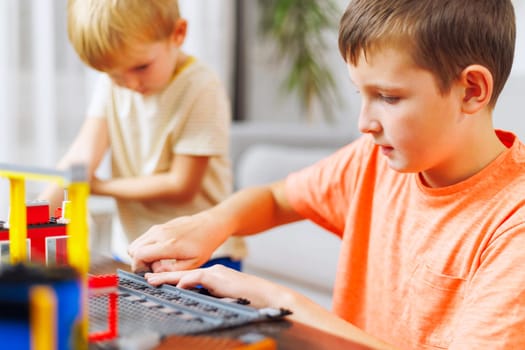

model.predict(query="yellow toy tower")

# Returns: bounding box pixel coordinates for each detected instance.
[0,163,89,350]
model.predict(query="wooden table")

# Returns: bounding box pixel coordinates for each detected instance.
[89,255,375,350]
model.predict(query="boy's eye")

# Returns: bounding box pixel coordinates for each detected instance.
[380,94,400,104]
[134,64,150,71]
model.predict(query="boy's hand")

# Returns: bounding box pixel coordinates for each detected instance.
[89,176,104,194]
[144,265,284,309]
[128,212,228,273]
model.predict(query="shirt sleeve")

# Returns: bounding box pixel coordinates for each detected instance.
[86,73,111,119]
[172,78,231,156]
[285,136,372,236]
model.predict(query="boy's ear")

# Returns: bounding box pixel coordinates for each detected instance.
[459,64,493,114]
[171,18,188,47]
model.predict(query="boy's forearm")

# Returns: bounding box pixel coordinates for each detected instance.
[288,305,399,350]
[278,289,399,350]
[37,183,65,217]
[206,181,301,238]
[91,174,198,201]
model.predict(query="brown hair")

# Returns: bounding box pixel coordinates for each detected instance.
[67,0,180,71]
[338,0,515,107]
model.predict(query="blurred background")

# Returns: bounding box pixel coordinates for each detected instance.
[0,0,523,217]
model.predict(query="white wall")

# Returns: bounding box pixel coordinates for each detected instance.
[242,0,358,130]
[511,0,525,76]
[243,1,525,138]
[494,1,525,138]
[178,0,237,98]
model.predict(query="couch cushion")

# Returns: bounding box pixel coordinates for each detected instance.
[236,144,341,305]
[230,121,355,179]
[236,144,335,187]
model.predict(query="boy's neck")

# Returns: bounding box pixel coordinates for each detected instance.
[171,52,192,80]
[420,116,507,188]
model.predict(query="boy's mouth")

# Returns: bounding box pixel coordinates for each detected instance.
[379,145,394,156]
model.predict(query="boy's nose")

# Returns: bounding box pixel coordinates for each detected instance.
[122,76,140,91]
[358,104,382,134]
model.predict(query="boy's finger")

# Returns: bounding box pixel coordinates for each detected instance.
[151,259,178,272]
[131,259,151,274]
[151,257,200,273]
[128,235,151,254]
[145,271,185,286]
[134,242,170,263]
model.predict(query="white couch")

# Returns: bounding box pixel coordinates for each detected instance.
[230,122,356,309]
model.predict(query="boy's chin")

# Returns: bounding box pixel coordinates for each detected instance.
[385,159,412,173]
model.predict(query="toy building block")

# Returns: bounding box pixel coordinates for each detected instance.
[30,285,57,350]
[88,274,119,342]
[0,162,90,347]
[0,200,67,265]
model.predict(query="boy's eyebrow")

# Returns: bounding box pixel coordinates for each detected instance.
[347,74,402,91]
[352,80,404,93]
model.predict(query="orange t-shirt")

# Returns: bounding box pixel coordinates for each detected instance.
[285,130,525,349]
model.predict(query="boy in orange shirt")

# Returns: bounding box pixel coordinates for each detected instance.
[128,0,525,349]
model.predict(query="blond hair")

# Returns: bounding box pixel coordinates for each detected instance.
[67,0,180,71]
[338,0,515,108]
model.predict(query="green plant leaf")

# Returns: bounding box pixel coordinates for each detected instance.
[258,0,341,122]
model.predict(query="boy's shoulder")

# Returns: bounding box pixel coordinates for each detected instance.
[165,58,226,100]
[178,58,222,84]
[158,56,213,78]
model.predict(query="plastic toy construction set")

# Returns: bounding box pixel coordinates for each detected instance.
[0,164,288,350]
